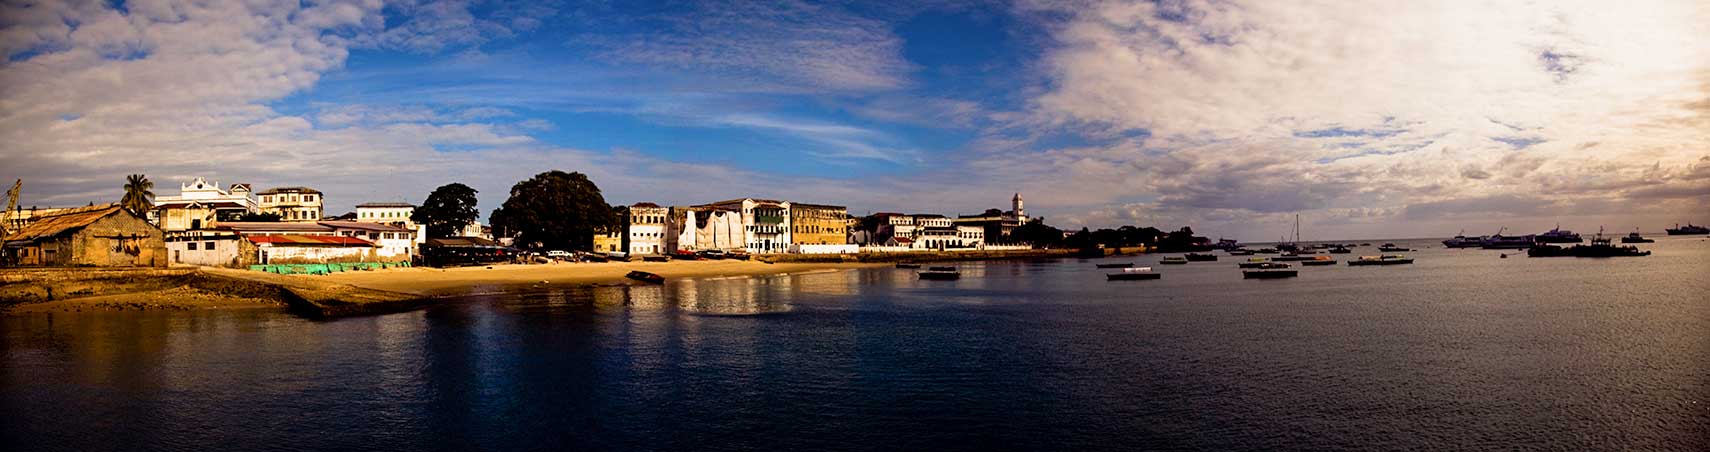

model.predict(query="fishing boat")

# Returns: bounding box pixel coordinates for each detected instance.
[1228,249,1255,256]
[929,266,957,271]
[1480,228,1535,249]
[895,262,921,269]
[1160,256,1189,265]
[1529,229,1650,257]
[1327,246,1352,254]
[1184,253,1218,262]
[1377,243,1411,252]
[1666,223,1709,235]
[1535,225,1583,243]
[1621,229,1654,243]
[1095,262,1134,269]
[625,271,665,284]
[1237,258,1271,269]
[1442,230,1483,248]
[1243,262,1297,279]
[1301,256,1338,266]
[918,269,961,280]
[1254,248,1279,254]
[1348,255,1414,266]
[1106,267,1161,280]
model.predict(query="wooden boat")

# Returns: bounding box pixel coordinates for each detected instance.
[918,270,961,280]
[928,266,957,271]
[1376,243,1412,252]
[1327,246,1352,254]
[625,270,665,284]
[1160,256,1189,265]
[1184,253,1218,262]
[1106,267,1160,280]
[895,262,922,269]
[1236,258,1271,269]
[1243,262,1297,278]
[1301,256,1337,266]
[1095,262,1134,269]
[1228,249,1255,256]
[1347,255,1414,266]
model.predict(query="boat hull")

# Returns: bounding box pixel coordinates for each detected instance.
[624,271,665,284]
[1348,259,1413,266]
[1243,270,1298,279]
[918,271,960,280]
[1095,263,1134,269]
[1301,260,1337,266]
[1107,272,1161,280]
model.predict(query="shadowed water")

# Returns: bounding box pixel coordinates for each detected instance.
[4,237,1708,451]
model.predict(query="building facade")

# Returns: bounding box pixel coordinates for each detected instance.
[256,187,324,222]
[665,206,746,253]
[2,205,165,267]
[789,203,848,245]
[152,177,257,233]
[953,193,1033,242]
[702,199,791,253]
[625,203,668,255]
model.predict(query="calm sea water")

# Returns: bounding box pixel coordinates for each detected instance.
[4,238,1708,451]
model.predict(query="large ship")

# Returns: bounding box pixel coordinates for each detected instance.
[1529,230,1649,257]
[1534,225,1583,243]
[1480,227,1535,249]
[1665,223,1709,235]
[1442,230,1483,248]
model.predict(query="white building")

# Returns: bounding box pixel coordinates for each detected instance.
[626,203,668,255]
[256,187,324,222]
[151,177,257,233]
[355,202,426,244]
[702,198,791,253]
[323,221,417,260]
[666,206,745,252]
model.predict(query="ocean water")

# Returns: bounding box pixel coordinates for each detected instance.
[4,237,1708,451]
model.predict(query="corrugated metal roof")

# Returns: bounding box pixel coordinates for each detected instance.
[3,204,133,243]
[218,222,335,233]
[256,186,323,195]
[319,221,411,232]
[246,235,376,247]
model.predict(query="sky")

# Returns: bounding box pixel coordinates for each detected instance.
[1,0,1707,240]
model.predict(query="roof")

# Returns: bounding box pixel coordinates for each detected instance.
[3,204,135,243]
[425,237,502,248]
[230,183,252,191]
[318,221,411,233]
[154,200,250,209]
[217,222,336,233]
[913,214,947,218]
[246,235,376,247]
[790,202,846,210]
[631,202,661,208]
[256,186,323,195]
[355,202,415,208]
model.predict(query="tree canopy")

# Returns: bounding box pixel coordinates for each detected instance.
[120,174,154,216]
[413,182,480,238]
[489,171,616,250]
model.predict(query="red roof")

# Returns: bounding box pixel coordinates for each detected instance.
[245,235,376,247]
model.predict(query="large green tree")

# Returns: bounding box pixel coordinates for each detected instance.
[120,174,154,216]
[489,171,616,250]
[412,182,481,238]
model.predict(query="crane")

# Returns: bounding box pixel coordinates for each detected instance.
[2,179,19,237]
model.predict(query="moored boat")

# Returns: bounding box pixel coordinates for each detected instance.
[1377,243,1411,252]
[1243,262,1297,279]
[918,269,961,280]
[1301,256,1337,266]
[625,270,665,284]
[1228,248,1254,255]
[1096,262,1134,269]
[1106,267,1161,280]
[1160,256,1189,265]
[1328,246,1352,254]
[1480,228,1535,249]
[1621,229,1653,244]
[1535,225,1583,243]
[1348,255,1414,266]
[1236,258,1271,268]
[1665,223,1709,235]
[1442,230,1483,248]
[1184,253,1218,262]
[1529,230,1650,257]
[895,262,921,269]
[928,266,957,271]
[1254,248,1279,254]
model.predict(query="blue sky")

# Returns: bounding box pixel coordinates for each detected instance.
[1,0,1707,239]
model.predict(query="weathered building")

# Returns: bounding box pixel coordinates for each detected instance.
[664,206,745,253]
[257,187,324,222]
[625,202,669,255]
[152,177,257,233]
[2,204,165,267]
[789,203,848,245]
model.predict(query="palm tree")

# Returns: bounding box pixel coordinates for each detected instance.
[120,174,155,215]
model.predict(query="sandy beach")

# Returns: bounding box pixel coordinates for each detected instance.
[316,260,885,297]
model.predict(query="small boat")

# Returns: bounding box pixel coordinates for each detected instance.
[625,270,665,284]
[1096,262,1134,269]
[1254,248,1279,254]
[1160,256,1189,265]
[1301,256,1337,266]
[1227,249,1254,256]
[1666,223,1709,235]
[1535,225,1583,243]
[1236,258,1271,269]
[928,266,957,271]
[895,262,921,269]
[642,255,670,262]
[1377,243,1411,252]
[918,270,961,280]
[1621,229,1654,244]
[1327,246,1352,254]
[1184,253,1218,262]
[1359,243,1372,246]
[1442,230,1483,248]
[1106,267,1161,280]
[1348,255,1414,266]
[1243,262,1297,279]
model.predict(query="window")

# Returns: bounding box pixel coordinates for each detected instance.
[205,241,216,250]
[305,195,315,202]
[187,242,198,250]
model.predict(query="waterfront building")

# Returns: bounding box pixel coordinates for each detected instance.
[701,199,791,253]
[171,220,410,266]
[322,221,417,260]
[1,204,165,267]
[256,187,324,222]
[3,206,78,233]
[593,228,623,253]
[664,206,746,252]
[355,202,426,245]
[151,177,257,233]
[954,193,1032,242]
[625,203,669,255]
[790,203,848,245]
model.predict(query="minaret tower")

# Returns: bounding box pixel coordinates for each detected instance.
[1012,192,1025,220]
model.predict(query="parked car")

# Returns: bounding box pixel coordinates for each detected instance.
[545,250,572,259]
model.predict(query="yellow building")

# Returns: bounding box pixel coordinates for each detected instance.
[592,229,623,253]
[789,203,847,245]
